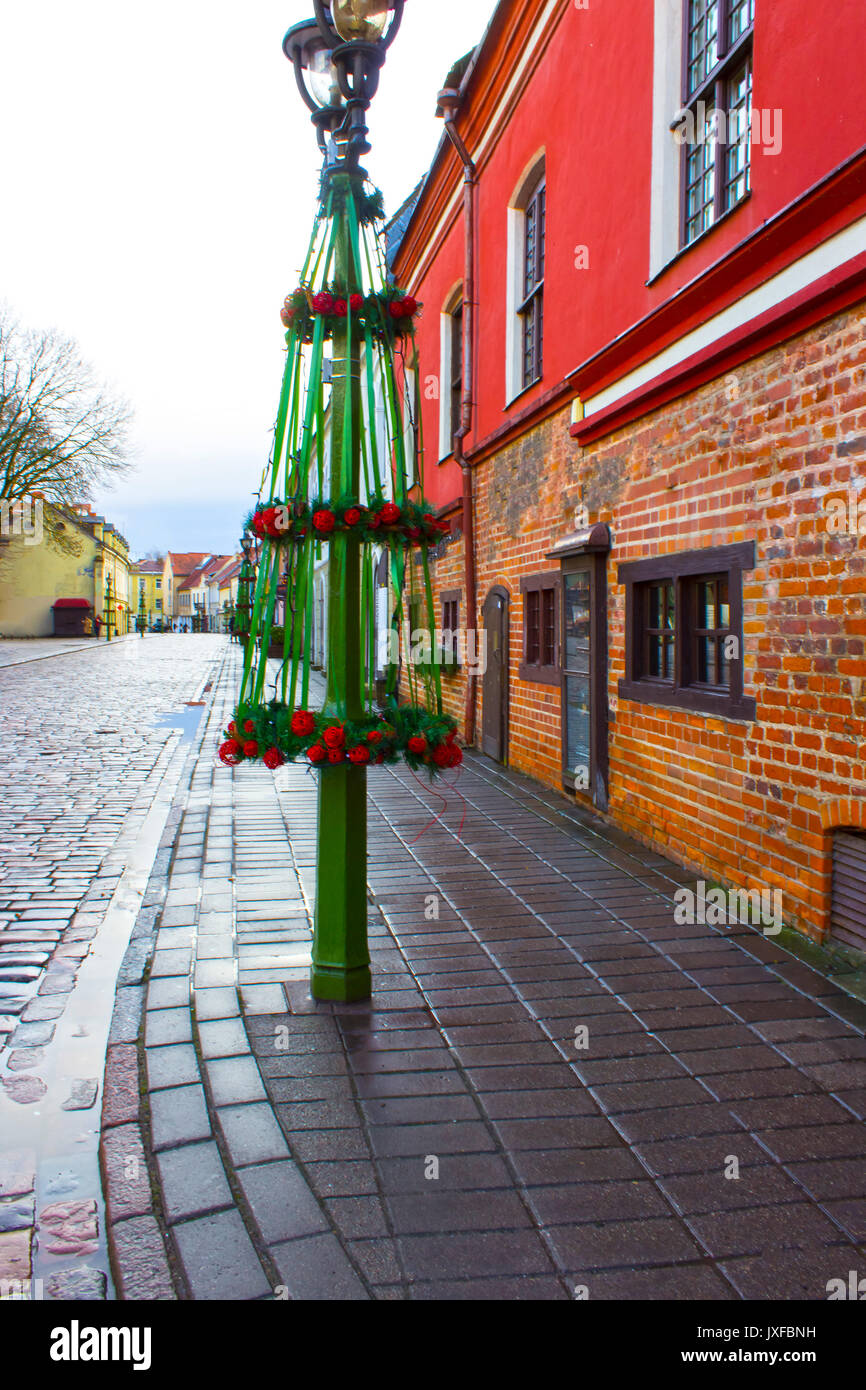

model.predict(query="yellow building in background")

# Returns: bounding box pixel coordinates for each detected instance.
[0,500,131,637]
[131,558,166,628]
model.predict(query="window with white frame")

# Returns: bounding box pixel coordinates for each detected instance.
[438,288,463,461]
[681,0,754,245]
[505,155,545,404]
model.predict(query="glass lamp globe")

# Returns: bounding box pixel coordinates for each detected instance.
[332,0,390,42]
[308,46,343,108]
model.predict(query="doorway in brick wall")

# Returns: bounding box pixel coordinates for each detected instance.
[549,526,610,810]
[482,586,509,762]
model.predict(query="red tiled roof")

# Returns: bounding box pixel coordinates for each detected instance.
[168,551,210,576]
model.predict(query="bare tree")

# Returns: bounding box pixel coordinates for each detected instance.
[0,305,134,506]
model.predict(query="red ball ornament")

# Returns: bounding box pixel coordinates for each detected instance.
[349,293,364,312]
[407,526,421,541]
[243,719,255,734]
[253,513,265,533]
[323,725,345,749]
[366,730,382,745]
[375,753,385,765]
[333,299,348,317]
[449,745,463,767]
[263,747,285,770]
[401,295,418,317]
[367,513,381,530]
[219,739,242,766]
[432,745,451,768]
[291,710,316,737]
[312,291,334,314]
[408,735,427,755]
[380,502,400,525]
[307,744,326,764]
[243,740,259,758]
[313,509,336,534]
[343,508,361,527]
[227,721,239,738]
[327,748,344,765]
[348,745,370,765]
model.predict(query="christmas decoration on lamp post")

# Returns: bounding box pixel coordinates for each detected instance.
[220,0,461,1003]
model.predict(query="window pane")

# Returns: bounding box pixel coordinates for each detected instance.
[687,0,719,96]
[724,59,752,208]
[564,572,591,676]
[524,200,537,298]
[542,587,556,667]
[728,0,755,44]
[686,121,716,242]
[526,590,540,664]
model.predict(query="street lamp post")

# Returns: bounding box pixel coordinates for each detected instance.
[284,0,404,1001]
[104,572,114,641]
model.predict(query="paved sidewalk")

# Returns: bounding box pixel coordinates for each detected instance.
[103,645,866,1301]
[0,636,139,668]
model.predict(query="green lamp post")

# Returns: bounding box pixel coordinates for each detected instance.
[104,572,114,641]
[223,0,460,1007]
[284,0,405,1002]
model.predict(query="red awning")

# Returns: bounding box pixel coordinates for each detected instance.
[52,598,92,609]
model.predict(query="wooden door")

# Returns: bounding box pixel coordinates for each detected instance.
[482,587,509,762]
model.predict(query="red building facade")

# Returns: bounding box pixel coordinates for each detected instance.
[392,0,866,948]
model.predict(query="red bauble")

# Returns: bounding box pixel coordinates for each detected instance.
[243,719,255,734]
[376,753,385,764]
[263,747,284,770]
[388,300,403,319]
[333,299,348,317]
[313,509,336,533]
[291,710,316,737]
[449,746,463,767]
[407,526,421,541]
[219,739,242,766]
[343,508,361,527]
[243,740,259,758]
[349,293,364,312]
[432,745,451,768]
[307,744,326,764]
[253,513,265,533]
[322,725,345,749]
[312,291,334,314]
[327,748,344,765]
[367,513,381,529]
[227,721,239,738]
[348,745,370,765]
[408,735,427,754]
[401,295,418,317]
[366,730,382,745]
[262,506,278,533]
[380,502,400,524]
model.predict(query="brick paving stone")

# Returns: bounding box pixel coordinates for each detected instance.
[237,1160,330,1243]
[146,1043,201,1090]
[149,1084,212,1150]
[217,1102,290,1165]
[172,1209,271,1300]
[271,1232,369,1299]
[157,1141,233,1222]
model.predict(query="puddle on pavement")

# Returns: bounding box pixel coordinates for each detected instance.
[151,706,206,744]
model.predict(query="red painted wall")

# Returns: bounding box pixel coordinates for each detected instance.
[400,0,866,513]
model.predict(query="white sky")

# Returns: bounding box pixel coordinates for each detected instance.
[1,0,495,556]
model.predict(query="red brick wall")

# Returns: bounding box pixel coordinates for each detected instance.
[420,300,866,944]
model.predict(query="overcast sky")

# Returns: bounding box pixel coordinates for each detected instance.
[1,0,495,557]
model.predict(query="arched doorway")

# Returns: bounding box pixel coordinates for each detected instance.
[482,586,509,763]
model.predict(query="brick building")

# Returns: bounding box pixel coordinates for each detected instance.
[390,0,866,948]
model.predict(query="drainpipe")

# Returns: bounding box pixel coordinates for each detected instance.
[437,86,478,745]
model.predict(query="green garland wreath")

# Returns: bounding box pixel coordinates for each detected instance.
[246,494,449,549]
[219,702,463,779]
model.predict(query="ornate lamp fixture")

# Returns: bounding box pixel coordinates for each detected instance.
[284,0,404,164]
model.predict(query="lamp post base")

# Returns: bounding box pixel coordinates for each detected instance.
[309,961,372,1002]
[311,763,371,1002]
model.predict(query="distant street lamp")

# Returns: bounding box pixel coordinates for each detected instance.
[104,572,114,641]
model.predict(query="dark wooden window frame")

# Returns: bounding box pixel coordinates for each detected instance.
[618,541,756,719]
[519,175,545,390]
[441,588,461,667]
[680,0,755,248]
[519,570,559,685]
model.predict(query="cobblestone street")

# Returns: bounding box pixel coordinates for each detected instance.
[0,635,225,1297]
[2,636,866,1304]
